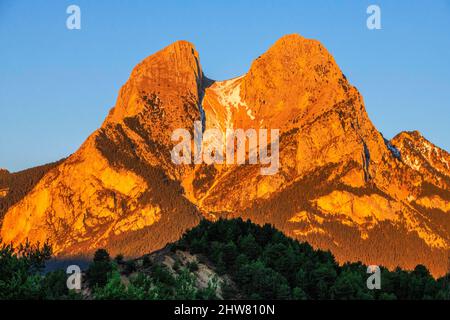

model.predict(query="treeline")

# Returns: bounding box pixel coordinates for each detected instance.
[1,219,449,300]
[174,218,450,300]
[0,241,80,299]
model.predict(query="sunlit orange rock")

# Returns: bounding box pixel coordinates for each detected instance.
[1,34,449,275]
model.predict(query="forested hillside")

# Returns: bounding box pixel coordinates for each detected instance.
[1,218,449,300]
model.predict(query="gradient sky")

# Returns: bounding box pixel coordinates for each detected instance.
[1,0,449,172]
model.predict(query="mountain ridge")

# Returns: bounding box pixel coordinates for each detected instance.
[1,34,449,276]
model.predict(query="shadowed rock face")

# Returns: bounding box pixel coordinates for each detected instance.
[1,34,449,276]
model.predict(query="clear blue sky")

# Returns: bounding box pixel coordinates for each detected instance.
[1,0,449,172]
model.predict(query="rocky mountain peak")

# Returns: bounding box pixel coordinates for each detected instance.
[392,130,450,179]
[1,35,449,276]
[107,40,204,124]
[238,34,359,132]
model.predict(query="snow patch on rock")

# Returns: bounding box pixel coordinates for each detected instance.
[211,75,257,126]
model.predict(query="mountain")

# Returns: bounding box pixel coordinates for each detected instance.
[1,34,449,276]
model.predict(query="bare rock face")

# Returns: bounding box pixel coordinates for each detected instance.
[1,34,449,275]
[0,162,62,223]
[0,41,203,257]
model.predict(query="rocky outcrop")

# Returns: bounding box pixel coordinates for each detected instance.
[1,34,449,275]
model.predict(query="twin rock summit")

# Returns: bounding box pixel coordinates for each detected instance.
[1,34,449,276]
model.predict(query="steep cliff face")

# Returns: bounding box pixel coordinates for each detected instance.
[190,35,450,275]
[1,34,449,275]
[195,34,388,212]
[0,41,204,257]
